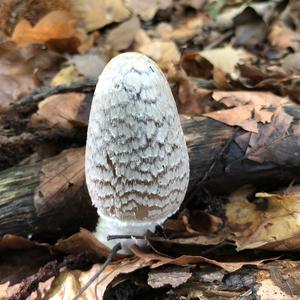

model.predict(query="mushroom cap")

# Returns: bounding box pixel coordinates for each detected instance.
[86,52,189,225]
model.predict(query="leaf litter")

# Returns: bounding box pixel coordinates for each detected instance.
[1,0,300,298]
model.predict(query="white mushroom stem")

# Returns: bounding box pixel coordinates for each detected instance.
[94,214,158,249]
[85,52,189,253]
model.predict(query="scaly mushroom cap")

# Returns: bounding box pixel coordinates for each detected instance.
[86,52,189,227]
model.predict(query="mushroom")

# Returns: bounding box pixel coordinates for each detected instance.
[85,52,189,252]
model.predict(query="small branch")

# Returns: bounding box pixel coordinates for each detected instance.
[72,242,121,300]
[16,78,97,108]
[9,260,61,300]
[107,235,144,240]
[204,30,234,50]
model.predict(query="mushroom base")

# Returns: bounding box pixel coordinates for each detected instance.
[94,214,159,254]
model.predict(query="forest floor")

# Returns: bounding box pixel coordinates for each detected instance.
[1,0,300,299]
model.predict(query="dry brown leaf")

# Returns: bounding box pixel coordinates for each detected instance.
[30,93,88,130]
[180,51,213,78]
[246,106,294,163]
[0,42,63,111]
[12,10,77,46]
[200,46,253,77]
[164,209,223,235]
[69,0,130,31]
[50,65,82,86]
[268,21,300,51]
[45,256,150,299]
[204,104,258,132]
[212,91,288,108]
[107,16,140,51]
[137,39,180,70]
[227,186,300,251]
[177,209,223,234]
[254,107,273,124]
[257,278,297,300]
[155,13,206,43]
[0,234,45,251]
[206,91,289,132]
[213,67,233,90]
[134,29,152,47]
[233,7,267,47]
[131,245,269,273]
[154,233,227,248]
[0,0,69,36]
[125,0,172,21]
[53,228,112,259]
[0,235,54,299]
[68,53,106,79]
[167,64,211,115]
[215,2,280,29]
[282,53,300,74]
[77,31,100,54]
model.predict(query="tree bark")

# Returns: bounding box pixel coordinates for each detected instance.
[1,107,300,240]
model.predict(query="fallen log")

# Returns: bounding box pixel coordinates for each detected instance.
[1,107,300,240]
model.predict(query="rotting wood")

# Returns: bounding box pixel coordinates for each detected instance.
[1,110,300,239]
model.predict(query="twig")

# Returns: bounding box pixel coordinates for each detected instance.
[204,30,234,50]
[16,78,97,108]
[107,234,144,240]
[9,260,61,300]
[72,242,121,300]
[200,241,235,255]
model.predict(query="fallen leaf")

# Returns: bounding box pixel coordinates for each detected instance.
[30,93,88,130]
[0,0,68,36]
[0,235,54,297]
[227,185,300,251]
[134,29,152,47]
[131,245,271,273]
[12,10,77,46]
[180,51,213,78]
[246,106,294,163]
[179,209,223,234]
[106,16,140,51]
[155,13,206,43]
[200,46,253,77]
[212,91,288,108]
[68,53,106,79]
[254,108,273,124]
[124,0,172,21]
[53,228,112,259]
[0,234,45,251]
[0,42,63,111]
[77,31,100,54]
[233,7,267,47]
[69,0,130,31]
[204,104,258,132]
[282,53,300,74]
[46,256,149,299]
[137,39,180,70]
[215,2,281,29]
[268,21,300,51]
[148,231,227,252]
[265,260,300,297]
[213,67,233,90]
[50,65,82,86]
